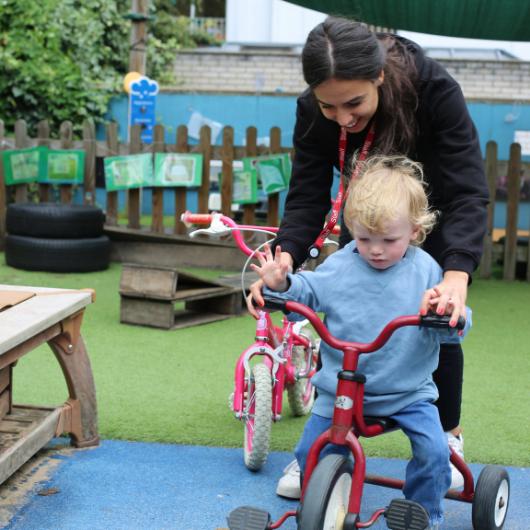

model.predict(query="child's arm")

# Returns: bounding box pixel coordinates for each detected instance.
[250,244,290,292]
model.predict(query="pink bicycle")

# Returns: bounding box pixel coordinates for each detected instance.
[181,211,320,470]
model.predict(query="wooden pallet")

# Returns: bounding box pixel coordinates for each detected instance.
[119,264,244,329]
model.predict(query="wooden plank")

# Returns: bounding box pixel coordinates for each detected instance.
[172,286,233,301]
[221,126,234,217]
[119,264,177,299]
[198,125,212,213]
[59,121,74,204]
[503,142,521,280]
[0,389,10,419]
[0,365,10,394]
[14,120,29,203]
[480,141,497,279]
[0,406,61,484]
[243,126,258,227]
[105,122,119,226]
[83,119,96,205]
[0,120,6,248]
[0,286,91,355]
[267,126,281,227]
[120,297,174,329]
[37,120,51,202]
[186,291,242,315]
[174,125,188,235]
[151,124,165,234]
[171,311,233,329]
[128,124,142,229]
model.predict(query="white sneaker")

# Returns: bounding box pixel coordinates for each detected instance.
[276,459,301,499]
[447,431,465,489]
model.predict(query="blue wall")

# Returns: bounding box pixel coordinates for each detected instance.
[97,94,530,229]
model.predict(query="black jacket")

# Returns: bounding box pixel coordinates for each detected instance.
[274,39,489,276]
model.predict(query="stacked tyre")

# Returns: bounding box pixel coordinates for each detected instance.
[5,203,110,273]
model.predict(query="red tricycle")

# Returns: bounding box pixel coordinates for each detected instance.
[227,296,510,530]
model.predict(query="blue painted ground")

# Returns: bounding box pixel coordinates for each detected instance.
[4,441,529,530]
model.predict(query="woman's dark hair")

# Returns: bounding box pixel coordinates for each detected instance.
[302,16,419,155]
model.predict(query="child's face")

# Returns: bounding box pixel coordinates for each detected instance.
[352,215,419,270]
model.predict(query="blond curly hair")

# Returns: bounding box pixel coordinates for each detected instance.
[343,155,437,245]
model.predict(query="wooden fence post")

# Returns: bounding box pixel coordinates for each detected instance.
[480,141,497,279]
[14,120,29,203]
[151,124,165,233]
[0,120,6,246]
[37,120,51,202]
[198,125,211,213]
[59,121,74,204]
[244,126,257,226]
[105,122,119,226]
[174,125,189,235]
[82,119,96,205]
[503,142,521,280]
[128,124,142,229]
[221,126,234,217]
[267,126,281,226]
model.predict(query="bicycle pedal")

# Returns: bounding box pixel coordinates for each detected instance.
[385,499,429,530]
[227,506,271,530]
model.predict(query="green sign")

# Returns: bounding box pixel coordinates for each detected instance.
[242,153,291,194]
[104,153,154,191]
[42,149,85,184]
[232,170,258,204]
[2,147,44,185]
[153,153,203,187]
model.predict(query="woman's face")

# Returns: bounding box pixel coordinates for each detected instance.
[313,74,383,133]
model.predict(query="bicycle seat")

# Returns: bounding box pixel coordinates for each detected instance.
[363,416,398,432]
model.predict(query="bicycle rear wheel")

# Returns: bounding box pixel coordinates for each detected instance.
[243,363,272,471]
[287,329,317,416]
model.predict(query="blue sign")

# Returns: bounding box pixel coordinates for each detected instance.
[129,76,159,144]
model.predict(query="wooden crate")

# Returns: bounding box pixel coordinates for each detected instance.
[119,264,243,329]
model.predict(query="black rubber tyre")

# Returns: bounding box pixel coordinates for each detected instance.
[6,202,105,238]
[472,465,510,530]
[298,454,353,530]
[5,234,110,272]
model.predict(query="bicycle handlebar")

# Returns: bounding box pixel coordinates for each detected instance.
[259,295,465,354]
[181,211,278,258]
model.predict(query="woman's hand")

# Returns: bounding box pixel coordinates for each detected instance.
[420,270,468,327]
[246,249,294,318]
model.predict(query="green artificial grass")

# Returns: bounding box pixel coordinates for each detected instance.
[1,256,529,467]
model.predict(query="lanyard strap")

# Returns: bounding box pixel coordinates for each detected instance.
[309,122,375,258]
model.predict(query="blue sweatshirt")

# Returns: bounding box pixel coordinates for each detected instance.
[264,241,470,418]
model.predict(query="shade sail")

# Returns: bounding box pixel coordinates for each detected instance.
[286,1,530,41]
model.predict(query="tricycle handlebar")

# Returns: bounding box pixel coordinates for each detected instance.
[260,295,465,354]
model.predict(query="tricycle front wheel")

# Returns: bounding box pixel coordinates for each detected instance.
[298,454,354,530]
[472,465,510,530]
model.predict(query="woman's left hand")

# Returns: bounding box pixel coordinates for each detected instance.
[420,270,469,327]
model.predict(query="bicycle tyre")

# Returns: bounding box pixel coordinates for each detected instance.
[287,329,316,417]
[243,363,272,471]
[472,465,510,530]
[297,454,353,530]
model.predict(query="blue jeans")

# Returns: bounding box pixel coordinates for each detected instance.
[294,400,451,526]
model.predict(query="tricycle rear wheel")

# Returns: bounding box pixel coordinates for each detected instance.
[472,465,510,530]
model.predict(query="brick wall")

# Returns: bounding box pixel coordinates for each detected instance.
[172,49,530,101]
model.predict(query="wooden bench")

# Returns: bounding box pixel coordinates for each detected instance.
[0,285,98,485]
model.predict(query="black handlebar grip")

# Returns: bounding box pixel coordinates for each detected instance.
[252,295,288,313]
[420,313,466,330]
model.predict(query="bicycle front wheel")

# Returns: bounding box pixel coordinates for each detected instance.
[243,363,273,471]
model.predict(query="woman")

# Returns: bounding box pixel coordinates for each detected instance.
[248,16,489,499]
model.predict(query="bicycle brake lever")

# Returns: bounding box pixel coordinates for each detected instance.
[189,214,231,238]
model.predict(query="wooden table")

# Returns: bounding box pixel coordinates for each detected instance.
[0,285,98,484]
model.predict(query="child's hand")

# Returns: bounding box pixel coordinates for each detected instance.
[250,244,290,293]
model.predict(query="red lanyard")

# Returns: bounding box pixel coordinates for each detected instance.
[308,122,375,258]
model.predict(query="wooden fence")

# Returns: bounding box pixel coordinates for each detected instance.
[0,120,529,280]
